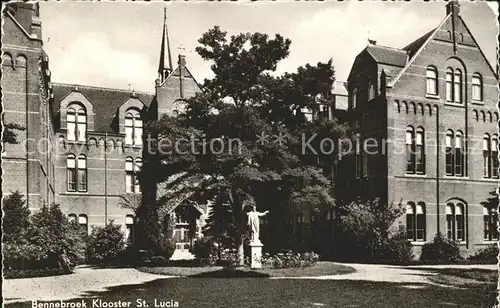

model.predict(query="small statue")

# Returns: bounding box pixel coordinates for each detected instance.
[247,205,269,243]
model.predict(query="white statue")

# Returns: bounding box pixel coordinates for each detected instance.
[247,205,269,243]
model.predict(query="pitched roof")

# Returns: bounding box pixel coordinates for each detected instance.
[402,28,435,59]
[365,45,408,67]
[52,83,155,133]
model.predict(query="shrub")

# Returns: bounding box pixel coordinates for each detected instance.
[468,244,499,264]
[149,256,168,266]
[155,236,175,261]
[3,267,71,279]
[87,222,125,265]
[261,250,319,269]
[191,238,218,265]
[335,199,412,263]
[420,233,462,264]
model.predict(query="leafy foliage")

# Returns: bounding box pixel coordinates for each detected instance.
[420,233,462,264]
[3,193,86,272]
[467,244,498,264]
[335,199,413,263]
[86,221,125,265]
[3,122,25,144]
[144,26,352,264]
[261,251,320,269]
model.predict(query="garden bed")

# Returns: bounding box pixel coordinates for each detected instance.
[138,261,355,278]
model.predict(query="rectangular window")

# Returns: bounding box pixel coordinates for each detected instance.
[454,71,462,103]
[67,122,76,141]
[415,132,425,174]
[455,148,464,176]
[472,75,482,101]
[446,72,453,102]
[134,125,143,146]
[406,131,415,173]
[78,169,87,192]
[125,173,134,193]
[416,208,426,241]
[125,118,133,145]
[351,88,357,109]
[456,215,464,241]
[483,138,491,178]
[426,68,437,95]
[445,134,453,175]
[67,168,77,191]
[77,114,86,142]
[406,213,415,241]
[368,82,376,100]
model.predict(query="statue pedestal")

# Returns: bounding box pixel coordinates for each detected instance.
[250,240,264,269]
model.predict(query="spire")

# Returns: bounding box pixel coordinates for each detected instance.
[158,7,173,83]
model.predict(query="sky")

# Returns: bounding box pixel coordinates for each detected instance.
[40,1,498,93]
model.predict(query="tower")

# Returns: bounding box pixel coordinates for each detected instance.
[158,7,173,83]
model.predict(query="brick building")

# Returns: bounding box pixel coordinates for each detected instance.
[2,3,206,254]
[340,1,498,257]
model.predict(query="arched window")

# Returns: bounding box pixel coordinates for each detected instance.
[406,202,426,242]
[78,214,88,235]
[454,131,464,176]
[446,202,465,241]
[125,109,143,146]
[484,206,499,241]
[445,68,453,102]
[459,33,464,42]
[426,66,438,95]
[454,69,462,103]
[67,104,86,142]
[445,130,454,175]
[406,127,415,174]
[125,215,135,244]
[472,73,483,101]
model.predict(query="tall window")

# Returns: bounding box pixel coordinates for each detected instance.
[125,157,142,193]
[472,73,483,101]
[134,158,142,193]
[492,136,499,178]
[67,104,86,142]
[483,206,499,241]
[446,203,465,241]
[445,130,465,177]
[125,109,142,146]
[483,134,498,179]
[453,69,462,103]
[351,87,357,109]
[125,157,134,193]
[426,66,438,95]
[454,131,464,176]
[67,154,87,192]
[368,82,376,100]
[445,68,453,102]
[67,154,77,191]
[406,127,415,173]
[407,202,426,241]
[416,128,425,173]
[125,215,135,244]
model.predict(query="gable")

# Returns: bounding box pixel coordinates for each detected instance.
[390,13,497,88]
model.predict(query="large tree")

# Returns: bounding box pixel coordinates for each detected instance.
[143,26,351,264]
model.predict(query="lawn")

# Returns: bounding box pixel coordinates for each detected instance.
[138,261,355,277]
[5,277,493,308]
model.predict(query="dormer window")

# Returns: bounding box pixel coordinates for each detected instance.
[125,109,142,146]
[67,103,86,142]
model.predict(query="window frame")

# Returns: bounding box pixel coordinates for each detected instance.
[426,66,438,96]
[67,104,87,142]
[406,202,426,242]
[125,109,143,146]
[472,73,483,102]
[446,203,466,242]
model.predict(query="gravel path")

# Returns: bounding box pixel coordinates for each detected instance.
[3,267,171,304]
[3,263,496,304]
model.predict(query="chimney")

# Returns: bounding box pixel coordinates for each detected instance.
[446,0,460,16]
[178,54,186,69]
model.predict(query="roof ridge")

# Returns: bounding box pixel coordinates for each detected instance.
[51,82,155,95]
[368,44,406,53]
